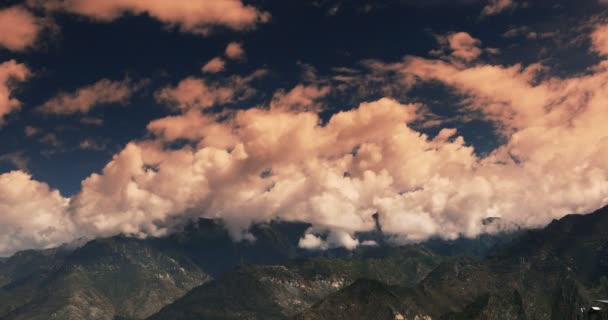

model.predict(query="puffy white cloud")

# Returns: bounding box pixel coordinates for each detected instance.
[71,97,477,247]
[298,233,326,250]
[0,171,74,256]
[28,0,270,35]
[298,229,361,251]
[0,60,30,126]
[40,78,136,115]
[0,6,41,51]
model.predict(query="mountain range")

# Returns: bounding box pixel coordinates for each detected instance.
[1,206,606,320]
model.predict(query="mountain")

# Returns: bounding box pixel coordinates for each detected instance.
[294,205,608,320]
[292,279,412,320]
[0,237,209,320]
[0,219,316,320]
[0,217,524,320]
[148,246,441,320]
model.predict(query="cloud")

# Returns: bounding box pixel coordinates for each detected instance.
[29,0,270,35]
[39,132,62,148]
[155,69,266,111]
[0,60,30,126]
[481,0,516,16]
[591,23,608,56]
[270,84,331,112]
[80,116,104,126]
[298,228,362,250]
[202,57,226,74]
[0,6,41,51]
[435,32,483,62]
[40,78,136,115]
[155,78,236,111]
[79,138,107,151]
[24,125,40,137]
[225,42,245,60]
[0,152,29,171]
[0,171,74,256]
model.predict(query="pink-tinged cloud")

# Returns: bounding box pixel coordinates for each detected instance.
[0,6,40,51]
[40,78,135,115]
[30,0,270,35]
[202,57,226,74]
[66,26,608,251]
[155,77,236,111]
[0,171,73,255]
[482,0,515,16]
[270,84,331,111]
[155,69,266,111]
[225,42,245,60]
[592,23,608,56]
[446,32,483,62]
[0,60,30,126]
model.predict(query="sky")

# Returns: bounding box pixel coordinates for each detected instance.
[1,0,608,255]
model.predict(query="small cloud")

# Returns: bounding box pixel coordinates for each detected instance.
[39,78,144,115]
[0,60,30,126]
[298,233,326,250]
[24,125,40,137]
[202,57,226,74]
[80,116,104,126]
[39,132,62,147]
[225,42,245,60]
[482,0,516,16]
[0,6,41,51]
[79,138,106,151]
[0,151,29,171]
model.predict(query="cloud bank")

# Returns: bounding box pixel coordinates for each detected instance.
[2,22,608,255]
